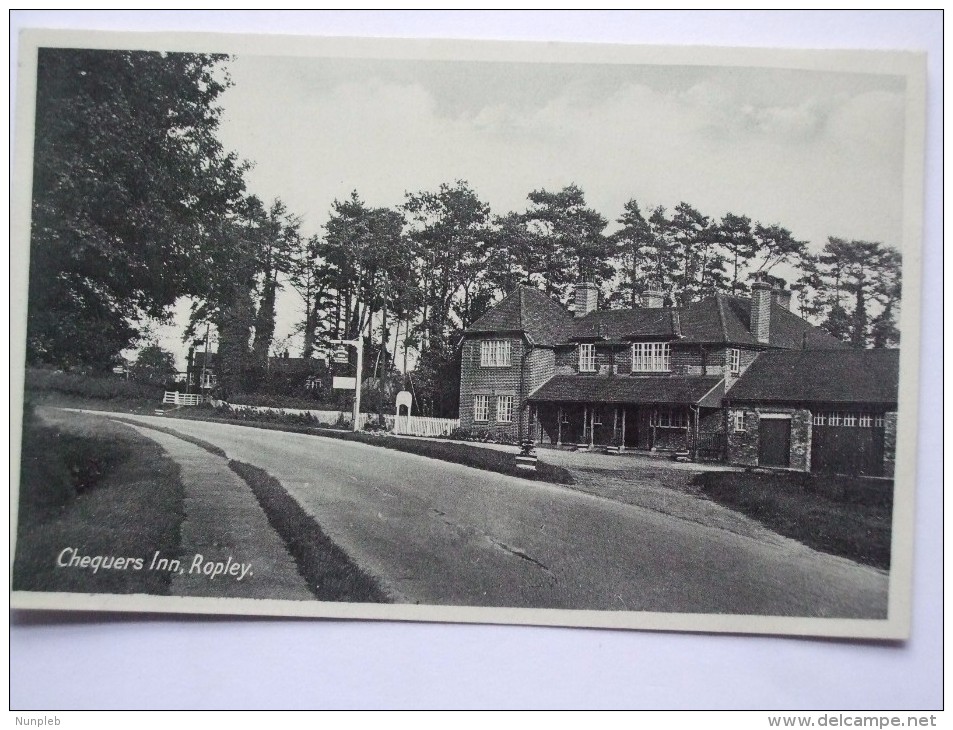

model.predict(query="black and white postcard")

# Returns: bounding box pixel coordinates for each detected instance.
[10,28,926,640]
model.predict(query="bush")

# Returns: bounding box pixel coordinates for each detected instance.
[26,368,166,401]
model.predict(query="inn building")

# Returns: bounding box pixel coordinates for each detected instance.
[458,276,898,477]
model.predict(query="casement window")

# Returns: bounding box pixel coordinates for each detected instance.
[473,395,490,423]
[480,339,511,367]
[733,411,747,432]
[496,395,514,424]
[651,407,687,428]
[631,342,671,372]
[813,411,884,428]
[729,348,741,375]
[578,343,596,372]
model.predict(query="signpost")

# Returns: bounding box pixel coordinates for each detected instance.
[329,338,363,431]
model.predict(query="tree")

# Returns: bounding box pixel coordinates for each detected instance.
[249,198,301,367]
[521,185,611,301]
[609,199,654,308]
[27,49,246,369]
[403,181,491,349]
[750,223,808,277]
[713,213,758,295]
[803,237,902,347]
[130,343,177,386]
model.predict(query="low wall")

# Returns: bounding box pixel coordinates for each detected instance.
[211,400,460,437]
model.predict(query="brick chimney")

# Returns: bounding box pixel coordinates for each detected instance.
[773,286,792,311]
[574,281,599,318]
[750,273,772,343]
[641,289,664,308]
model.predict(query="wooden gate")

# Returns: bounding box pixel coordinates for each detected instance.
[811,426,885,476]
[759,418,791,468]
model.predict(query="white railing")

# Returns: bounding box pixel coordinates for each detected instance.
[391,414,460,437]
[163,392,205,406]
[211,400,459,437]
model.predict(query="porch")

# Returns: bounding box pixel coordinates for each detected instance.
[525,374,728,462]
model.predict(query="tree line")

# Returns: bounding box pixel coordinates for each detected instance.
[26,51,902,417]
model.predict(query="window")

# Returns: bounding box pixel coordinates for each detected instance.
[473,395,489,422]
[496,395,514,423]
[734,411,747,432]
[480,339,511,367]
[652,407,687,428]
[814,411,884,428]
[729,348,741,375]
[578,343,596,372]
[631,342,671,372]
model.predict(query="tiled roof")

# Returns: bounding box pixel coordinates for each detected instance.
[528,375,724,405]
[568,308,674,341]
[719,296,847,349]
[466,288,847,350]
[727,348,900,405]
[466,286,572,346]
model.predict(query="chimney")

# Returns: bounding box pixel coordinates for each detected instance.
[574,281,599,318]
[642,289,664,308]
[750,273,772,344]
[773,287,792,311]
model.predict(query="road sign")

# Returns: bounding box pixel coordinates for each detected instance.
[332,376,357,390]
[333,347,349,364]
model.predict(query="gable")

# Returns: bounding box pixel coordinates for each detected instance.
[465,286,571,346]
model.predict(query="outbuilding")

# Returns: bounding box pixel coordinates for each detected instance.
[724,349,899,477]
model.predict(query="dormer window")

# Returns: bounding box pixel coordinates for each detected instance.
[729,348,741,375]
[578,343,596,372]
[631,342,670,372]
[480,339,511,367]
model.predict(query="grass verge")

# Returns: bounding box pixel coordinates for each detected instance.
[694,471,892,570]
[112,418,389,603]
[228,461,388,603]
[13,409,185,594]
[166,408,575,486]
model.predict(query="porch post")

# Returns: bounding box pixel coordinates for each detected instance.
[589,405,595,448]
[651,407,657,450]
[613,407,618,441]
[620,407,626,452]
[582,405,588,444]
[557,406,563,446]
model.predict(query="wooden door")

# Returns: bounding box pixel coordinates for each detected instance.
[811,425,885,476]
[759,418,791,468]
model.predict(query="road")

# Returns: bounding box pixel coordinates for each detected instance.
[97,413,888,618]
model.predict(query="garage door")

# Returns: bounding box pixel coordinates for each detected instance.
[758,418,791,468]
[811,425,885,476]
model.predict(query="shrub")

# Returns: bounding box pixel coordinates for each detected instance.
[25,368,165,402]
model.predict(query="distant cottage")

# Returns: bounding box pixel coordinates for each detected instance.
[459,276,898,477]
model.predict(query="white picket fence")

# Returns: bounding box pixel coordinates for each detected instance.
[163,392,205,406]
[390,414,460,437]
[212,400,459,437]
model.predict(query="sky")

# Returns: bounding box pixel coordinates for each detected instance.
[151,49,908,368]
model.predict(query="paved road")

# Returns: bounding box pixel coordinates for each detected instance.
[96,413,888,618]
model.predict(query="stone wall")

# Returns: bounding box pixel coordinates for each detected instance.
[883,411,898,478]
[726,406,812,471]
